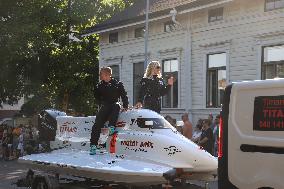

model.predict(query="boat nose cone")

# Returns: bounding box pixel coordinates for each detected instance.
[206,155,218,171]
[192,148,218,172]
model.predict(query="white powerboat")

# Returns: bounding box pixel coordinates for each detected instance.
[18,109,217,186]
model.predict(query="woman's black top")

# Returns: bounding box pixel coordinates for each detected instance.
[138,75,171,113]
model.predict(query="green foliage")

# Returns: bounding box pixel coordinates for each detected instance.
[0,0,134,115]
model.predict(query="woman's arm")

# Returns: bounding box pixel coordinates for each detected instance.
[160,77,173,96]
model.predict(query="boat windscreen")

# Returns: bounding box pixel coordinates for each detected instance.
[136,118,175,129]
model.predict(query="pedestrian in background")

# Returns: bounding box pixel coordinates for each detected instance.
[198,119,214,155]
[0,125,3,158]
[181,113,193,140]
[135,60,173,113]
[17,128,24,157]
[7,127,13,160]
[192,119,203,143]
[213,114,220,156]
[208,113,214,130]
[1,129,8,160]
[12,126,20,159]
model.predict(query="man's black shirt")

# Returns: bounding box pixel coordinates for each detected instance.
[95,78,128,108]
[200,127,213,155]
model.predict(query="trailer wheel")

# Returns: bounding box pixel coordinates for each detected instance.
[32,177,48,189]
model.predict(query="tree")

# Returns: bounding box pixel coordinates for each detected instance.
[0,0,134,116]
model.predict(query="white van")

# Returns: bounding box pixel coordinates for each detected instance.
[218,79,284,189]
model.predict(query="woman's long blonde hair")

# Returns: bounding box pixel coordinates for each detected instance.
[143,60,162,78]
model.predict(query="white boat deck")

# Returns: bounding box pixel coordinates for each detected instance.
[19,149,171,185]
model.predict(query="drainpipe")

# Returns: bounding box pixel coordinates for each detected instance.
[185,16,193,121]
[144,0,150,70]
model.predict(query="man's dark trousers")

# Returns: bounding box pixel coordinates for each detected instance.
[90,103,120,146]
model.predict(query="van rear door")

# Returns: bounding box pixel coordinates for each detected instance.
[219,79,284,189]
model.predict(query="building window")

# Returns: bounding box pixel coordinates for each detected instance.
[133,62,144,104]
[262,45,284,79]
[3,100,18,105]
[206,53,227,108]
[109,32,118,43]
[164,21,175,32]
[265,0,284,11]
[208,7,223,22]
[134,27,144,38]
[162,59,178,108]
[109,65,120,80]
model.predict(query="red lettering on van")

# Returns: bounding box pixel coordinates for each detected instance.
[263,109,284,118]
[259,121,270,128]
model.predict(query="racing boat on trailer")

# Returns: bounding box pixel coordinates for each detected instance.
[18,109,217,186]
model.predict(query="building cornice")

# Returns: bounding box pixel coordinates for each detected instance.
[82,0,233,36]
[253,30,284,39]
[199,39,232,48]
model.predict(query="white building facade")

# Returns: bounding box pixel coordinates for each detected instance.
[86,0,284,124]
[0,97,25,119]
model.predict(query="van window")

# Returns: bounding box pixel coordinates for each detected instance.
[254,95,284,131]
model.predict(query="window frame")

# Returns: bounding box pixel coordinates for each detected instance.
[164,21,176,32]
[109,64,120,81]
[162,58,179,108]
[206,52,227,108]
[134,27,144,38]
[208,7,224,23]
[133,62,144,104]
[265,0,284,11]
[261,44,284,79]
[109,32,118,43]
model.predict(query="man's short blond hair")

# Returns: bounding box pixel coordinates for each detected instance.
[100,67,112,75]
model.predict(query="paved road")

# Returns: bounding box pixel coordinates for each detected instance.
[0,159,218,189]
[0,159,28,189]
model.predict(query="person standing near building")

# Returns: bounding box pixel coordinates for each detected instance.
[181,113,193,140]
[0,125,3,159]
[17,128,24,157]
[192,119,203,143]
[1,129,8,160]
[213,114,220,156]
[135,61,173,113]
[208,113,214,130]
[6,127,13,160]
[90,67,129,155]
[198,119,214,155]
